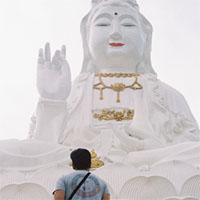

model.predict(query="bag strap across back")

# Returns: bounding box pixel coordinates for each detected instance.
[68,172,91,200]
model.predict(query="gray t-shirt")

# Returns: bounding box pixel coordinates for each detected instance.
[53,170,109,200]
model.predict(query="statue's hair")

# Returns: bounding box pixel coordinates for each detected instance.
[87,0,138,29]
[80,0,156,75]
[91,0,138,7]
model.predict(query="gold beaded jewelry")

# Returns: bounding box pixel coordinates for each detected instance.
[94,109,134,121]
[93,73,143,102]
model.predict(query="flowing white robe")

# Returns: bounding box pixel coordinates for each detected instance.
[58,73,199,152]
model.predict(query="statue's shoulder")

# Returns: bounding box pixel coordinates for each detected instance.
[141,73,189,111]
[73,73,94,86]
[153,77,195,120]
[141,73,185,98]
[68,73,92,98]
[67,73,94,111]
[157,79,186,100]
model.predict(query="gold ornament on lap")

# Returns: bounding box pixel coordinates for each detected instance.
[90,149,104,168]
[94,73,143,102]
[94,109,134,121]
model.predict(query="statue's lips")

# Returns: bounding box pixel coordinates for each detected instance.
[109,43,124,47]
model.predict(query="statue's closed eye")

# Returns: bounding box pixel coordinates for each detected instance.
[122,23,136,27]
[96,23,110,26]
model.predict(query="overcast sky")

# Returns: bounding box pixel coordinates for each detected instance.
[0,0,199,140]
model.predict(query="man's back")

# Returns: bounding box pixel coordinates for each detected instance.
[54,170,109,200]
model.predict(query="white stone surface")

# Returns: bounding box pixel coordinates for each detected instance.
[0,0,200,199]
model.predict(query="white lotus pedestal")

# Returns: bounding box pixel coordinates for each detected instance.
[0,140,200,200]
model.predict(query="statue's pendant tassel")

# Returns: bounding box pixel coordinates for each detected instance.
[116,91,120,103]
[100,88,103,100]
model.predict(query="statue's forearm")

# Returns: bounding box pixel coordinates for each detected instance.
[33,98,68,143]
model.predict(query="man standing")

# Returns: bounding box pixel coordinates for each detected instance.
[53,148,110,200]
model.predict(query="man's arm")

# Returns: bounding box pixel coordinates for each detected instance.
[54,190,66,200]
[102,193,110,200]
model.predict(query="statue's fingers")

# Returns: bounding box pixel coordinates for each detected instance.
[61,59,71,76]
[112,125,142,150]
[112,125,128,139]
[52,50,62,70]
[38,48,44,64]
[45,42,51,62]
[52,50,60,63]
[61,45,66,59]
[124,126,143,139]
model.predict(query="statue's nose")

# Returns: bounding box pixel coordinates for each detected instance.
[110,31,121,40]
[110,22,122,40]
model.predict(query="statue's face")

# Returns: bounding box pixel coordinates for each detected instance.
[88,4,146,72]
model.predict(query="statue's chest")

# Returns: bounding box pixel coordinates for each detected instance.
[92,73,143,125]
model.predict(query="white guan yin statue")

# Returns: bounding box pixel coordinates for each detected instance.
[0,0,200,199]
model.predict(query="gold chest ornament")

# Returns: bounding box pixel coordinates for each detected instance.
[93,73,142,121]
[93,73,143,103]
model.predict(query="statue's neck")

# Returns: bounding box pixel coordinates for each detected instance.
[96,66,137,74]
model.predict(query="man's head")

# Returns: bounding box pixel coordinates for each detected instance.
[70,148,91,170]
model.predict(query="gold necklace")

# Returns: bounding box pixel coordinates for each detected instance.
[93,73,143,103]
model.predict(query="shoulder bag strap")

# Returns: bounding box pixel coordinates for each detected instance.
[68,172,91,200]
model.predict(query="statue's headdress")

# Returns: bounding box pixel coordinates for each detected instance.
[91,0,138,6]
[80,0,156,75]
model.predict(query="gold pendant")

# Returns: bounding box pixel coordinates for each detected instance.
[93,73,143,103]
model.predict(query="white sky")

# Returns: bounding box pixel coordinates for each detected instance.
[0,0,199,140]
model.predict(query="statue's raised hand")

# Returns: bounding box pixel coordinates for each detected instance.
[37,43,71,100]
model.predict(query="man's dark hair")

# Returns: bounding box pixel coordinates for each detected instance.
[70,148,91,170]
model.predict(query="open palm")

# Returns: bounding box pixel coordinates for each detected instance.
[37,43,71,100]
